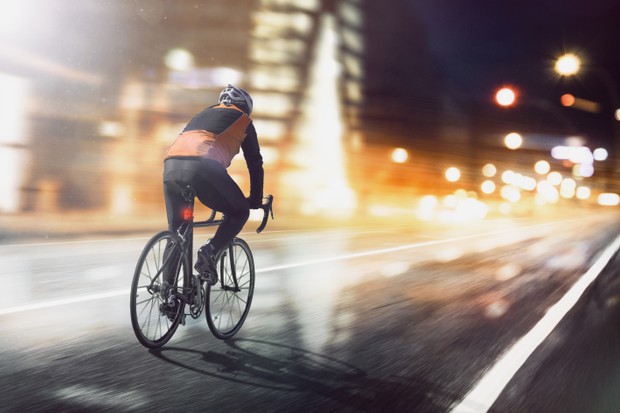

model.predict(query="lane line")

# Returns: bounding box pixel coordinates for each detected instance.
[0,289,129,316]
[450,232,620,413]
[0,237,155,248]
[0,219,588,316]
[255,218,590,273]
[256,232,495,273]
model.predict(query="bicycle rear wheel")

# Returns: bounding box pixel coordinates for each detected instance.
[206,238,255,339]
[130,231,189,348]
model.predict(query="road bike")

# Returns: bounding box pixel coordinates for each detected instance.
[130,185,274,348]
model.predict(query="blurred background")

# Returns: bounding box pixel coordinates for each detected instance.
[1,0,619,233]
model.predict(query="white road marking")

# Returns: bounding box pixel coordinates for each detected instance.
[0,289,128,316]
[256,231,498,273]
[0,237,152,248]
[0,218,587,316]
[450,232,620,413]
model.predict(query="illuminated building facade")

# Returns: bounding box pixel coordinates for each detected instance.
[2,0,368,218]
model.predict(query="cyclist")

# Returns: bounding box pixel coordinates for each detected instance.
[163,84,264,284]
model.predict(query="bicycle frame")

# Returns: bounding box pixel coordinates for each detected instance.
[172,187,273,306]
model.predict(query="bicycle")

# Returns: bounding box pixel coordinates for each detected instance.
[130,185,274,348]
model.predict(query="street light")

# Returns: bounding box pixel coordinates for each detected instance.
[554,52,620,192]
[555,53,581,76]
[495,87,516,107]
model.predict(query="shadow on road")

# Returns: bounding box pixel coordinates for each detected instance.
[148,338,460,412]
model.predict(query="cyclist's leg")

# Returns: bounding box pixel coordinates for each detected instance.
[163,159,195,284]
[192,159,250,253]
[163,160,191,233]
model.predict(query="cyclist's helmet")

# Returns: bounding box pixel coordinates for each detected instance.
[218,84,253,116]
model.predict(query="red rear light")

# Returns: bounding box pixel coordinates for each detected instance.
[182,207,193,221]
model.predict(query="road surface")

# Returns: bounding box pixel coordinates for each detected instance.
[1,210,619,412]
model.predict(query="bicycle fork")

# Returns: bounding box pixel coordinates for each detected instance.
[220,243,241,292]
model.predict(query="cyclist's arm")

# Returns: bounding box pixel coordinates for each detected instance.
[242,122,264,208]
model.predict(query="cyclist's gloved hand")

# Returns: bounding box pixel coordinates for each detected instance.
[247,196,262,209]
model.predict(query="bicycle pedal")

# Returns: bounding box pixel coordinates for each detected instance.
[199,271,217,285]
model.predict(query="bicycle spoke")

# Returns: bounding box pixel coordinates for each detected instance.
[136,296,155,311]
[142,296,156,337]
[237,258,249,279]
[231,294,248,305]
[144,257,153,282]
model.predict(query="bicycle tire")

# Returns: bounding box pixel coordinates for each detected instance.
[130,231,189,348]
[206,238,255,339]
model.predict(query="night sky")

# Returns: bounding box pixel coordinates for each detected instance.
[410,0,620,102]
[364,0,620,148]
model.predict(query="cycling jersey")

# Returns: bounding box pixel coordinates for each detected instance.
[164,103,263,205]
[165,104,248,166]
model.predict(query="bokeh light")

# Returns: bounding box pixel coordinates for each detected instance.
[482,163,497,177]
[495,87,516,106]
[445,167,461,182]
[576,186,591,200]
[598,193,620,206]
[593,148,608,161]
[164,48,194,71]
[504,132,523,150]
[391,147,408,163]
[547,171,563,186]
[555,53,581,76]
[481,180,496,194]
[534,160,550,175]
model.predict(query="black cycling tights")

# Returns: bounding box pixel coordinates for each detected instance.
[163,158,249,253]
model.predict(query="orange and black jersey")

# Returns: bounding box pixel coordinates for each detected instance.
[164,103,263,203]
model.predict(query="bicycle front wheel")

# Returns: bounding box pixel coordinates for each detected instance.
[206,238,255,339]
[130,231,189,348]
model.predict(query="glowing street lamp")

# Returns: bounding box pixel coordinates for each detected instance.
[495,87,516,107]
[555,53,581,76]
[554,52,619,181]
